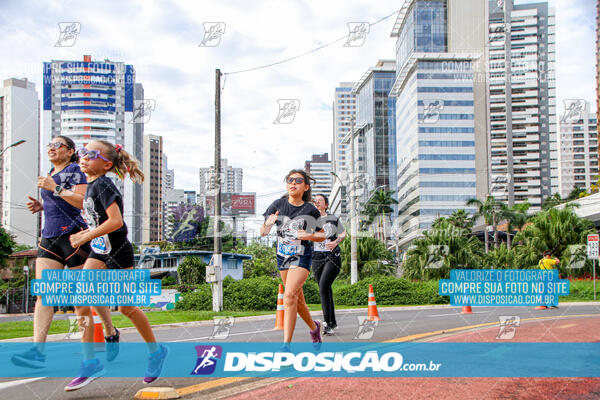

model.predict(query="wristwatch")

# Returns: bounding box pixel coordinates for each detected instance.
[54,185,64,196]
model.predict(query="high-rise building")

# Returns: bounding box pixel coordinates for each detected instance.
[558,101,598,198]
[390,0,488,247]
[332,82,356,175]
[352,60,396,203]
[304,153,332,196]
[0,78,40,246]
[42,55,144,244]
[199,158,243,198]
[184,190,197,205]
[143,134,162,242]
[163,188,186,241]
[488,0,557,207]
[161,156,174,240]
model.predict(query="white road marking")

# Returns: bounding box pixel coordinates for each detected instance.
[0,377,45,390]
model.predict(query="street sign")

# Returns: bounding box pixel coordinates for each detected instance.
[587,234,599,259]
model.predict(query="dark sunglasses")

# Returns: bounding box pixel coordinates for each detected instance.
[77,148,110,162]
[47,142,69,150]
[287,177,305,184]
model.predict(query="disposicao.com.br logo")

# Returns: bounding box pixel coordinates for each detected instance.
[223,351,441,373]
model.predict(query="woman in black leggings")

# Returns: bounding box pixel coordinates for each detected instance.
[312,194,346,335]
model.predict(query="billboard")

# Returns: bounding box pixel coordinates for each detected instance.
[171,204,205,242]
[205,192,256,216]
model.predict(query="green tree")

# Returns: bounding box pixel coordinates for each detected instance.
[542,193,565,210]
[502,202,530,250]
[513,206,595,271]
[339,236,394,280]
[466,196,506,252]
[446,209,475,230]
[402,218,484,280]
[484,243,516,269]
[177,256,207,285]
[238,242,278,278]
[362,190,398,241]
[0,225,16,267]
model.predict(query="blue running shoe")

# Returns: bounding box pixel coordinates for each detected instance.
[143,345,169,384]
[64,358,105,392]
[11,347,46,369]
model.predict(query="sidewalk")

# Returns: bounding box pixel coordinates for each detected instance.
[225,315,600,400]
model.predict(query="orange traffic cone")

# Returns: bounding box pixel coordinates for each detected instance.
[92,309,105,352]
[461,305,473,314]
[367,284,381,321]
[274,284,284,330]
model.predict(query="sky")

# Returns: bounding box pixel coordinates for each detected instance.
[0,0,597,236]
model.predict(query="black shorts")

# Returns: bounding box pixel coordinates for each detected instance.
[276,247,313,271]
[88,235,134,269]
[38,228,91,268]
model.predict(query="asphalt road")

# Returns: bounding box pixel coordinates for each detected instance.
[0,303,598,400]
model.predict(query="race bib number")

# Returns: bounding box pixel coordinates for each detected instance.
[314,240,330,252]
[91,235,112,255]
[277,238,303,257]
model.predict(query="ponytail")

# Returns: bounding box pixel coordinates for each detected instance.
[97,140,144,183]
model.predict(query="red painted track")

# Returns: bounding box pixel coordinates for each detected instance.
[226,316,600,400]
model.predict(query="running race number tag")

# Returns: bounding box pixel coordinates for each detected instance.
[314,240,330,252]
[277,238,303,257]
[91,235,112,255]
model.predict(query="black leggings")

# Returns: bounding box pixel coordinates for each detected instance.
[313,254,341,327]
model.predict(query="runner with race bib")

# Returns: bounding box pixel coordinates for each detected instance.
[261,169,326,351]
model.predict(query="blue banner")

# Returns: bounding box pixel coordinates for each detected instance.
[30,269,161,306]
[439,269,569,306]
[2,342,599,378]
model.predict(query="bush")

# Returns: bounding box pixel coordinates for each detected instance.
[162,275,176,286]
[174,284,212,310]
[333,275,448,306]
[177,256,206,285]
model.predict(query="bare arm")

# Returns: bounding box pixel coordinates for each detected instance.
[56,184,86,209]
[70,202,123,247]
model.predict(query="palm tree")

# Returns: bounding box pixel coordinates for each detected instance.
[513,205,595,270]
[502,202,530,250]
[446,209,475,230]
[339,236,394,279]
[542,193,565,210]
[466,196,505,253]
[362,189,398,241]
[402,218,484,280]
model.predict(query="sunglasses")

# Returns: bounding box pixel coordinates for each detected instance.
[287,177,305,184]
[47,142,68,150]
[77,148,110,162]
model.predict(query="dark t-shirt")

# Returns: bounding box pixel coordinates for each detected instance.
[82,176,127,241]
[41,163,88,238]
[263,197,322,258]
[313,214,345,255]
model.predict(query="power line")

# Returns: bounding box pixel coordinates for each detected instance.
[223,9,400,76]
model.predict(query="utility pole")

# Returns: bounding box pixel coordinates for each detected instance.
[349,116,358,284]
[210,68,223,311]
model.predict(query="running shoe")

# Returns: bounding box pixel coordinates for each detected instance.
[323,325,335,336]
[11,347,46,369]
[64,358,105,392]
[310,320,322,350]
[105,328,120,362]
[143,345,169,384]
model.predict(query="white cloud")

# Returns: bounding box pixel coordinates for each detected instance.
[0,0,595,236]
